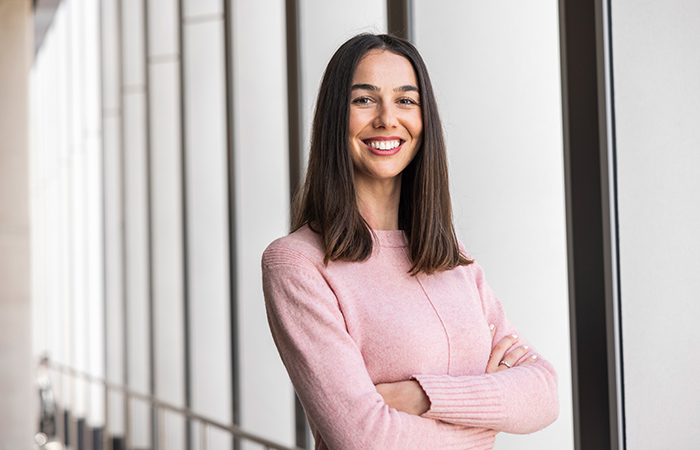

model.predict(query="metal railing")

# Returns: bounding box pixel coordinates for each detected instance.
[46,361,305,450]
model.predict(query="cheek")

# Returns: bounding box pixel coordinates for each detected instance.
[348,109,367,138]
[413,116,423,138]
[410,130,423,153]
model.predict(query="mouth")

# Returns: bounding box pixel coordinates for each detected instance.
[362,138,406,156]
[363,138,403,151]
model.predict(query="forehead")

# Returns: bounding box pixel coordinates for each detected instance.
[352,49,418,86]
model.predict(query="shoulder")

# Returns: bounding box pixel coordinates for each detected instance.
[454,238,486,280]
[455,238,477,266]
[261,226,336,306]
[262,225,325,270]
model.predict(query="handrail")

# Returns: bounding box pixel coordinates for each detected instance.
[47,361,305,450]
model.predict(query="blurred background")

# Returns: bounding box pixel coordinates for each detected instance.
[1,0,698,449]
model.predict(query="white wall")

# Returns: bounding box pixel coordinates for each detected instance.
[414,2,573,449]
[611,1,700,448]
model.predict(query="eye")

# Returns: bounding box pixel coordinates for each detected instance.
[352,96,374,106]
[398,97,420,106]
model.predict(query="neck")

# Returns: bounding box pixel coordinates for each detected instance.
[355,175,402,230]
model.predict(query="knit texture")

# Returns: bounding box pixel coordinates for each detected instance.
[262,226,558,450]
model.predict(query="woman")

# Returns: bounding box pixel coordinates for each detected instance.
[262,33,558,449]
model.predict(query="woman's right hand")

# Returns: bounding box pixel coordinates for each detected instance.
[486,324,538,374]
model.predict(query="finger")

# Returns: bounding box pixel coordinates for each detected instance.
[486,334,519,373]
[485,324,497,373]
[518,354,539,366]
[497,345,529,372]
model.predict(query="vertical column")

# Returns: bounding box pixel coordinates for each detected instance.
[387,0,413,40]
[559,0,619,448]
[222,0,240,437]
[67,0,89,433]
[83,0,107,441]
[120,0,152,447]
[0,0,34,447]
[146,0,187,448]
[181,0,233,447]
[101,0,127,446]
[285,0,303,202]
[55,4,77,439]
[230,0,293,448]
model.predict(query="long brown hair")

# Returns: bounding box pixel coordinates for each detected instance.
[292,33,471,274]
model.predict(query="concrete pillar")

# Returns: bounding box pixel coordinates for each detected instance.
[0,0,34,448]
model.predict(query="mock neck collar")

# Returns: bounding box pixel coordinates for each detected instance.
[372,229,408,248]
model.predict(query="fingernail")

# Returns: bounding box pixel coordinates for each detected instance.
[524,346,529,350]
[511,334,518,339]
[489,324,495,331]
[531,355,538,360]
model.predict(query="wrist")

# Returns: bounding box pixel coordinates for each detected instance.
[405,379,430,415]
[376,379,430,416]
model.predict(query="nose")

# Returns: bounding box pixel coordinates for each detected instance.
[373,102,398,129]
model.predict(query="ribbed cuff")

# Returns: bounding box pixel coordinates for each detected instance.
[413,374,506,428]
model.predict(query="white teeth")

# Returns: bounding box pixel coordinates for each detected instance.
[366,139,401,150]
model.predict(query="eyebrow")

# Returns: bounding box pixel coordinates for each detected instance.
[351,83,419,93]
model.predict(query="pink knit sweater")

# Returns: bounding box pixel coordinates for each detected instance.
[262,226,558,450]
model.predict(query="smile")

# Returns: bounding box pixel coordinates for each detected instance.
[363,139,402,150]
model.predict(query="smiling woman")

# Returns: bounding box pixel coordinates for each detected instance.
[262,33,558,450]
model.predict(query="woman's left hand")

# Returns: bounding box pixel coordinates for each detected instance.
[486,324,538,374]
[375,380,430,416]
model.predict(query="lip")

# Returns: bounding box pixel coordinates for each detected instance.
[362,136,405,156]
[364,135,403,142]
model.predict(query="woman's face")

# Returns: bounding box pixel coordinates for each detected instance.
[348,49,423,189]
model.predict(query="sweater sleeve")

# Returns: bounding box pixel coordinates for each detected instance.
[413,260,559,434]
[262,242,497,450]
